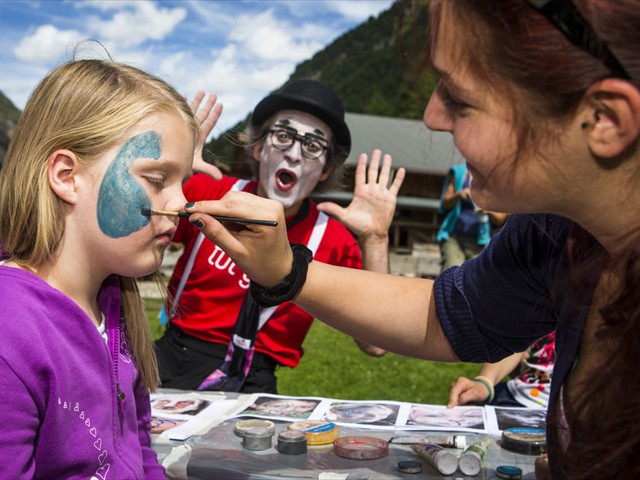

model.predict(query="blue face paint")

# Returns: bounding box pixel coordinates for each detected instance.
[97,131,160,238]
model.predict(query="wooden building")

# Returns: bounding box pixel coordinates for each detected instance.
[313,112,464,250]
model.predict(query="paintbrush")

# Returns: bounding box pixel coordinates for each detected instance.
[141,207,278,227]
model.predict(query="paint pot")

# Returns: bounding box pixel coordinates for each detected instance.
[234,419,276,438]
[410,444,458,475]
[458,439,489,476]
[397,460,423,474]
[496,465,523,480]
[501,427,546,456]
[288,420,339,445]
[277,429,307,455]
[241,428,274,451]
[333,436,389,460]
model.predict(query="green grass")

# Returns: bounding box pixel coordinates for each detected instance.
[145,297,480,405]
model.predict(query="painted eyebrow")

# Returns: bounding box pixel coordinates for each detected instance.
[273,119,328,138]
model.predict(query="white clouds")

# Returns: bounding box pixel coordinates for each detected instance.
[2,0,394,135]
[229,9,325,63]
[322,0,392,22]
[86,1,187,48]
[13,25,83,64]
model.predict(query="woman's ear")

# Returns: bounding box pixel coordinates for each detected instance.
[584,79,640,158]
[48,149,79,205]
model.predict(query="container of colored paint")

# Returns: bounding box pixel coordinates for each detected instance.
[496,465,523,479]
[333,436,389,460]
[234,419,276,438]
[397,460,423,474]
[288,420,339,445]
[277,429,307,455]
[410,443,458,475]
[459,439,490,476]
[241,427,274,451]
[501,427,546,455]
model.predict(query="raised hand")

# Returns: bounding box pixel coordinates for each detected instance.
[317,149,405,242]
[189,90,224,180]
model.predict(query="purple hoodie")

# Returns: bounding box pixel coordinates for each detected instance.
[0,267,166,479]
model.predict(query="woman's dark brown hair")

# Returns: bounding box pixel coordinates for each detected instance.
[425,0,640,478]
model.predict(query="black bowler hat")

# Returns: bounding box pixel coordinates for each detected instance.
[251,79,351,157]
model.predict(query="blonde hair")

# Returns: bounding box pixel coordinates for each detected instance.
[0,59,199,390]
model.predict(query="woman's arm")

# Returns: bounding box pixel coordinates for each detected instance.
[317,150,405,357]
[185,194,458,362]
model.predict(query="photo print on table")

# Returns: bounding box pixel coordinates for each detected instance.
[406,404,486,431]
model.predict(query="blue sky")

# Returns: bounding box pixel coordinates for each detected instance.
[0,0,394,134]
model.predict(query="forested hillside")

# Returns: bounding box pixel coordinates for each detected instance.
[0,91,21,168]
[207,0,434,173]
[0,1,432,171]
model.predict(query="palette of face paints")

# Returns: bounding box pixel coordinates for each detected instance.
[232,419,545,478]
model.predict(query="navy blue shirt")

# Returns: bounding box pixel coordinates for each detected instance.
[434,214,599,478]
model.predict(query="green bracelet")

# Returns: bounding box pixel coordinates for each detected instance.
[473,376,495,404]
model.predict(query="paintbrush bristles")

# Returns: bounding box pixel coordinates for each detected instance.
[140,207,187,217]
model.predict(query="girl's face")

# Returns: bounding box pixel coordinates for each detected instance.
[423,15,579,215]
[78,112,194,279]
[256,400,317,414]
[256,110,333,215]
[409,406,482,428]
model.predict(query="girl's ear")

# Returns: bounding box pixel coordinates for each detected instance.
[48,149,79,205]
[584,79,640,158]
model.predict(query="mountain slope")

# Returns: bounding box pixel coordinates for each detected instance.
[207,0,433,173]
[0,90,21,168]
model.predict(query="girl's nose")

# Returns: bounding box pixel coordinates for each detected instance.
[165,187,188,213]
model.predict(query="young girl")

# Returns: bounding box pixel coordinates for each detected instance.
[185,1,640,478]
[0,59,199,478]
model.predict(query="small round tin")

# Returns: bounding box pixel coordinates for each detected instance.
[242,428,273,451]
[501,427,546,455]
[333,436,389,460]
[288,420,339,445]
[496,465,523,479]
[277,429,307,455]
[234,419,275,437]
[397,460,422,474]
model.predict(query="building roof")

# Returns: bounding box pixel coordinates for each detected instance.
[344,112,464,175]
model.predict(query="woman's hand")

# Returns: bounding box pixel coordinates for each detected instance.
[185,192,292,287]
[189,90,224,180]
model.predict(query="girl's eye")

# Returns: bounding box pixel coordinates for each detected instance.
[144,176,165,187]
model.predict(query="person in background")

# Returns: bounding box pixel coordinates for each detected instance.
[155,80,404,393]
[437,163,508,271]
[185,1,640,478]
[448,332,555,409]
[0,58,201,479]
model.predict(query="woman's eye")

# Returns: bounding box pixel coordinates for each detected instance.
[438,83,470,114]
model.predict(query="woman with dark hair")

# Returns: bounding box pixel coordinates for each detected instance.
[184,1,640,478]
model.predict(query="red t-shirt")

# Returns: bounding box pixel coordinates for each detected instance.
[168,174,362,367]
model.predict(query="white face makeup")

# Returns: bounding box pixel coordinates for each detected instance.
[257,110,332,214]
